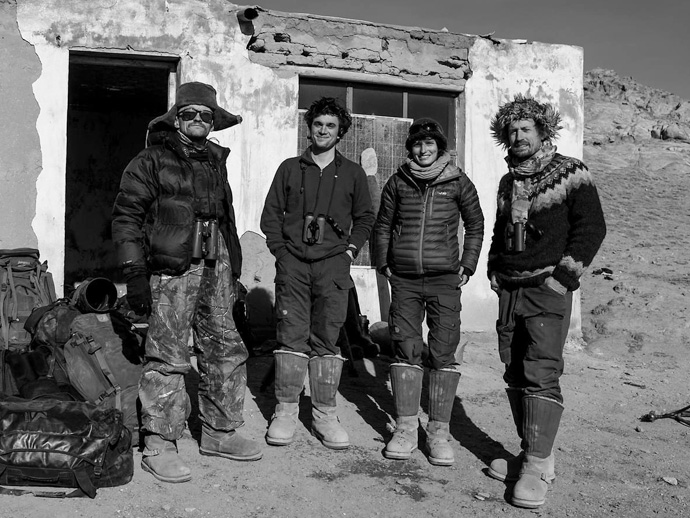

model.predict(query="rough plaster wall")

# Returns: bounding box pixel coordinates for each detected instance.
[0,0,42,249]
[463,37,584,334]
[248,11,472,86]
[11,0,585,334]
[15,0,298,294]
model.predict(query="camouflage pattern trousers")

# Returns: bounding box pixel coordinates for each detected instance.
[141,239,248,441]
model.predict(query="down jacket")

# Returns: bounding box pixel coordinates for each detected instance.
[374,163,484,276]
[111,131,242,278]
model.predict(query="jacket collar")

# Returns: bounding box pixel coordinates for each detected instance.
[400,162,461,185]
[149,130,229,164]
[299,147,344,169]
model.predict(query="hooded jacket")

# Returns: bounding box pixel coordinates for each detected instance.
[374,163,484,276]
[260,148,375,262]
[111,131,242,278]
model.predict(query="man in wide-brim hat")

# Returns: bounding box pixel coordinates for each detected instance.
[486,94,606,508]
[112,81,261,484]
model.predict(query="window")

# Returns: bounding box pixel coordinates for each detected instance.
[298,78,457,150]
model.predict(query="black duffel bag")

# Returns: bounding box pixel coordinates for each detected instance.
[0,395,133,498]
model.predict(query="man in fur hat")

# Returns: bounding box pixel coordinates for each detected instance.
[112,82,262,483]
[486,95,606,507]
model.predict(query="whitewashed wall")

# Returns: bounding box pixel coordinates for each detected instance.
[14,0,584,335]
[463,37,584,334]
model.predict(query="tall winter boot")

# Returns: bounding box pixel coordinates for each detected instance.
[266,350,309,446]
[141,434,191,483]
[384,363,424,460]
[512,395,563,509]
[309,355,349,450]
[488,387,527,482]
[425,367,461,466]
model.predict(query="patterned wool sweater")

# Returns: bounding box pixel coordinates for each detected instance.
[487,153,606,291]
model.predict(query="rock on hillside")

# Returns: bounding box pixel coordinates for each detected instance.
[580,69,690,362]
[584,68,690,145]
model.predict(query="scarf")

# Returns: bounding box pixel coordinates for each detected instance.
[177,130,208,157]
[507,143,556,224]
[405,151,451,181]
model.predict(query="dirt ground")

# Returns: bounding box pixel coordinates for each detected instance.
[3,139,690,517]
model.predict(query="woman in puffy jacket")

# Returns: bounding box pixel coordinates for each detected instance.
[374,118,484,466]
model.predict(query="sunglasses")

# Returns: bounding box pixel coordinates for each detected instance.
[177,109,213,124]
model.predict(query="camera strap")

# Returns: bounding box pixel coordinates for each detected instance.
[300,160,339,219]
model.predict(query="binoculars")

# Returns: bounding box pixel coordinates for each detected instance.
[506,221,526,252]
[303,213,326,245]
[192,219,219,260]
[506,221,544,253]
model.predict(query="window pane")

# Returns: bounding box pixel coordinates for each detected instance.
[407,90,456,149]
[298,80,347,109]
[352,85,403,117]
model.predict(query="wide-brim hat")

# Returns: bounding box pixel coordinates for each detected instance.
[405,118,448,152]
[148,81,242,133]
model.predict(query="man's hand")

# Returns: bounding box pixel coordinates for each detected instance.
[382,266,392,279]
[126,274,152,316]
[457,267,469,288]
[345,249,354,262]
[544,276,568,295]
[490,273,502,296]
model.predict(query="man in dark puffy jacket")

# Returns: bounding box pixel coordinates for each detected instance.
[374,118,484,466]
[112,82,262,484]
[260,97,374,450]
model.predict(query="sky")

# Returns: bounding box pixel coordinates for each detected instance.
[254,0,690,100]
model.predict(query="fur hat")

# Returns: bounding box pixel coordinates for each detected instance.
[490,94,562,149]
[148,82,242,133]
[405,118,448,152]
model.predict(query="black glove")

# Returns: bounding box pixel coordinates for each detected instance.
[126,274,152,316]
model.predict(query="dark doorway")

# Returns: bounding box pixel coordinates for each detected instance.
[65,52,177,289]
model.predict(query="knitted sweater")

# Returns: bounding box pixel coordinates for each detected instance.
[487,153,606,291]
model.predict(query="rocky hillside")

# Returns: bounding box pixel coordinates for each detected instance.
[584,68,690,145]
[580,69,690,360]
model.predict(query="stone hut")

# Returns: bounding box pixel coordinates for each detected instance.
[0,0,584,338]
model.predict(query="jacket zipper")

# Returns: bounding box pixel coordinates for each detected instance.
[418,186,434,274]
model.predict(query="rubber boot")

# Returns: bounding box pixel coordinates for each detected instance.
[488,387,526,482]
[426,367,460,466]
[384,363,423,460]
[266,351,309,446]
[141,434,191,483]
[309,355,349,450]
[199,424,263,461]
[512,396,563,509]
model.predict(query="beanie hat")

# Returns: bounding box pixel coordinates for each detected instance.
[405,118,448,152]
[148,82,242,133]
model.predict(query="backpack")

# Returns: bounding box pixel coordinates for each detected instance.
[19,295,144,444]
[0,299,80,398]
[0,395,132,498]
[60,312,143,444]
[0,249,56,351]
